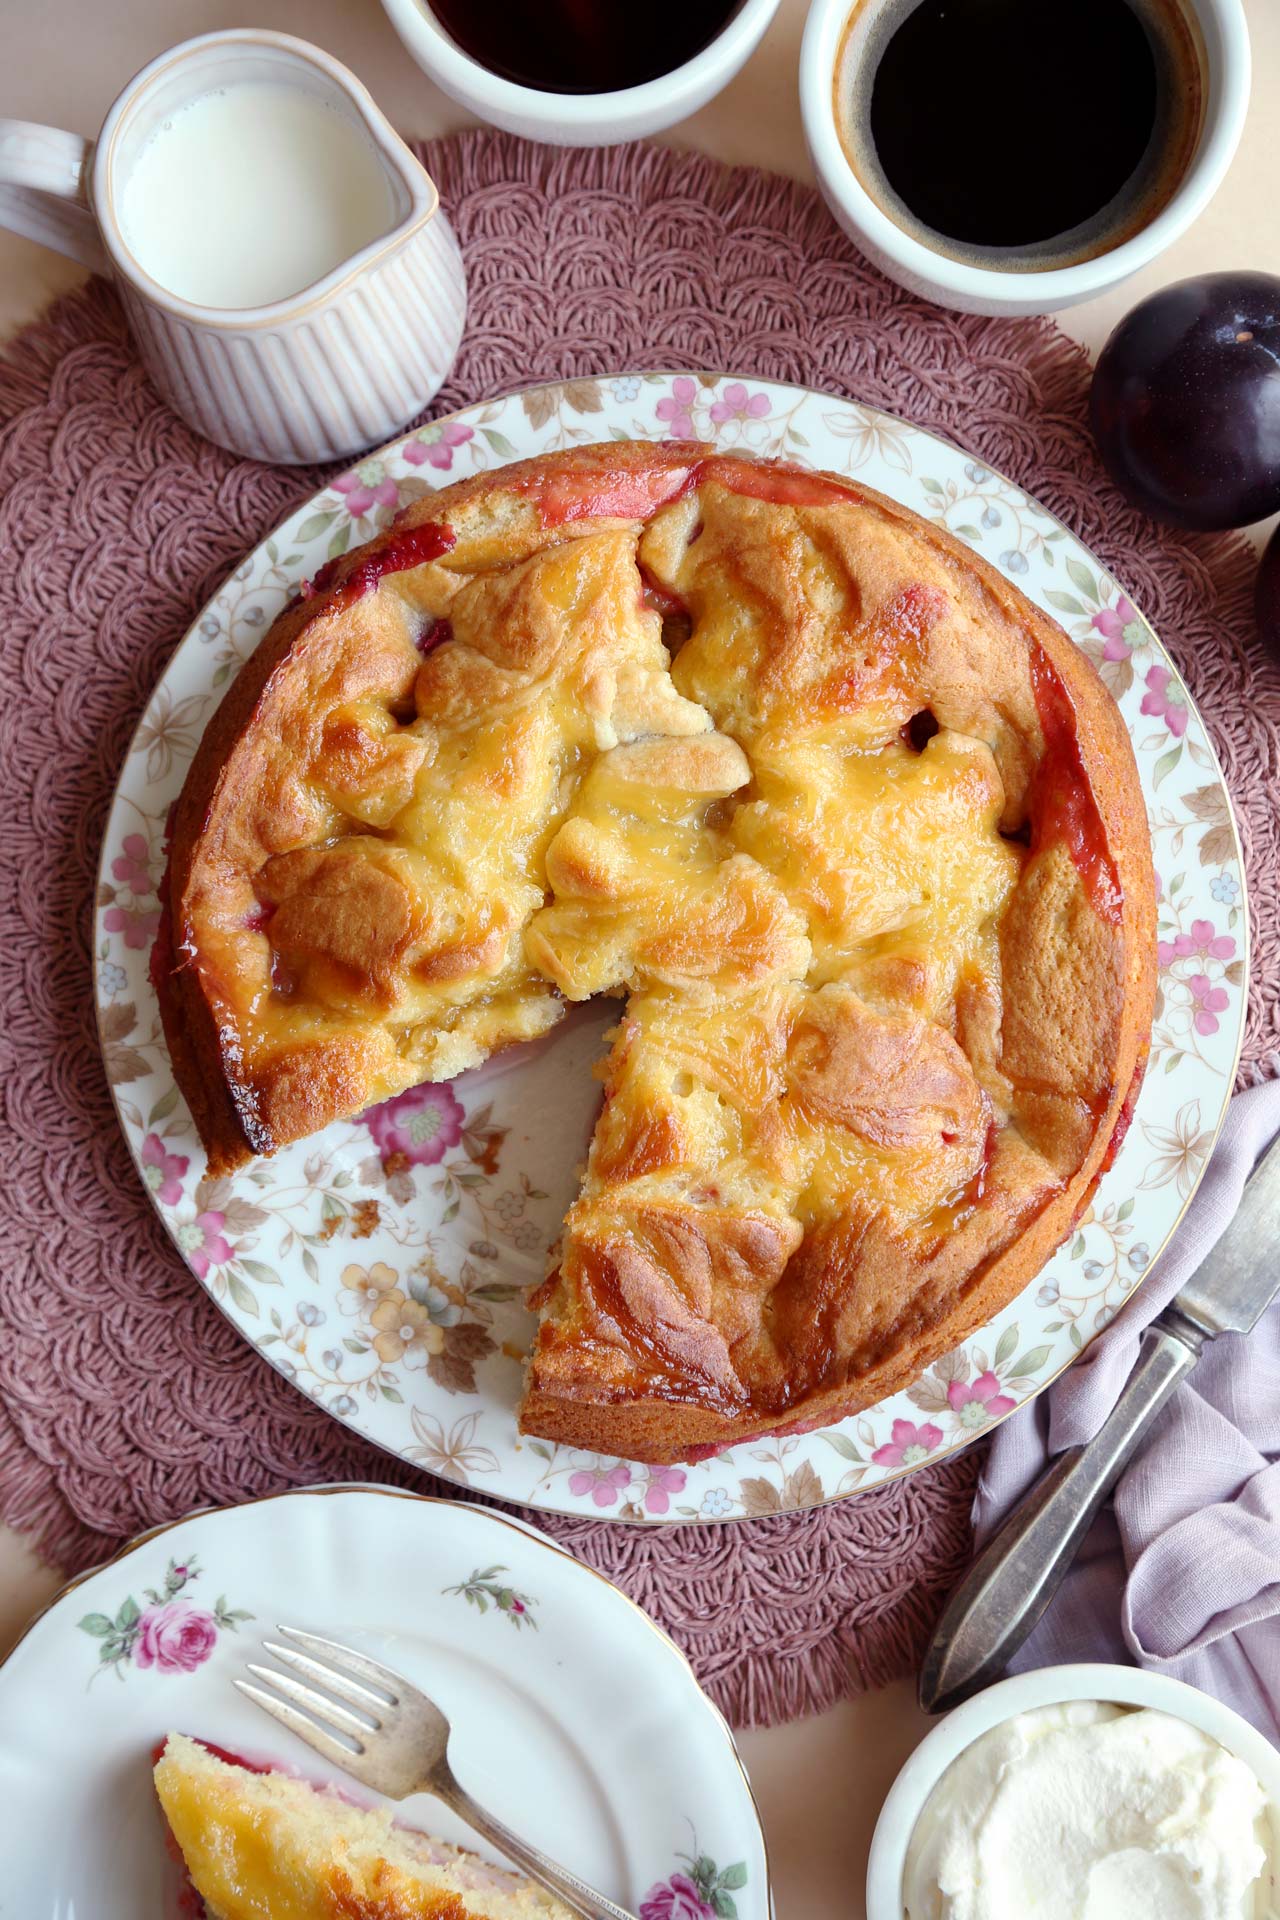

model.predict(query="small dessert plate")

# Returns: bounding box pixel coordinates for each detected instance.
[0,1486,769,1917]
[95,374,1248,1523]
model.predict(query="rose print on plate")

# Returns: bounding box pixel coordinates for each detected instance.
[642,1840,749,1920]
[77,1554,252,1682]
[97,374,1247,1523]
[443,1564,538,1629]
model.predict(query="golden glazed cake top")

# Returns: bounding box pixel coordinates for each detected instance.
[158,442,1155,1462]
[154,1734,574,1919]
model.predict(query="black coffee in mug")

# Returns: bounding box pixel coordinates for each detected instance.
[835,0,1205,272]
[430,0,743,93]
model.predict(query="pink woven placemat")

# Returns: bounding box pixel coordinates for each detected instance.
[1,132,1276,1730]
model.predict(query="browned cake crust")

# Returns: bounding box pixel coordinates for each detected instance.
[155,1732,574,1917]
[157,440,1155,1464]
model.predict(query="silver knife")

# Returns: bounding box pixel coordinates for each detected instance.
[919,1127,1280,1715]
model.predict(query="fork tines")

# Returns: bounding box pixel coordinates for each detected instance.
[235,1624,406,1768]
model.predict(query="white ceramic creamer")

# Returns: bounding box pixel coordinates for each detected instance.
[0,32,467,463]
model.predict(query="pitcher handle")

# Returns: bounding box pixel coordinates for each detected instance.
[0,119,111,273]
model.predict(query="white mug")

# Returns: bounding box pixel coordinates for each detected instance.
[800,0,1251,317]
[380,0,782,145]
[0,31,467,464]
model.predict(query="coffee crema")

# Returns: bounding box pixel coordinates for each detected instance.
[835,0,1205,273]
[430,0,743,94]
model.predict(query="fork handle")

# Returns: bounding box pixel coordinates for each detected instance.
[436,1777,637,1920]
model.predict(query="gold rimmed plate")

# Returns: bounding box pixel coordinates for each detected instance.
[0,1485,770,1914]
[95,374,1247,1521]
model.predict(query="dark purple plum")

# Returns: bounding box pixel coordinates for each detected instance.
[1090,272,1280,531]
[1257,521,1280,659]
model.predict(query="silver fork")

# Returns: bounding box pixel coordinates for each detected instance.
[236,1625,636,1920]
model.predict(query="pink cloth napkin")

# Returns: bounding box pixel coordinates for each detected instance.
[974,1075,1280,1736]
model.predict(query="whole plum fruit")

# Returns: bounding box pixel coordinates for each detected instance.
[1090,272,1280,531]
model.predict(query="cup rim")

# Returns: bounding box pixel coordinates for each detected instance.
[93,28,441,328]
[800,0,1252,304]
[865,1662,1280,1920]
[380,0,780,124]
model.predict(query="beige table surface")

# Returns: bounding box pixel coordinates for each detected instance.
[2,1,1277,1910]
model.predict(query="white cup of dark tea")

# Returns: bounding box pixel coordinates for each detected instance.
[801,0,1250,316]
[381,0,782,144]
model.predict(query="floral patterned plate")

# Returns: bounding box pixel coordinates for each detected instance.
[96,374,1248,1522]
[0,1486,769,1917]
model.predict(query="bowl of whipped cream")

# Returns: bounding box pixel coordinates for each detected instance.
[867,1663,1280,1920]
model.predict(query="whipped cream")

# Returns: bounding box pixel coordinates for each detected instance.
[903,1699,1275,1920]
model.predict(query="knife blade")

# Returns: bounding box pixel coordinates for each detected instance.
[918,1126,1280,1715]
[1162,1129,1280,1339]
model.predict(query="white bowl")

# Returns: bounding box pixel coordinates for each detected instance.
[866,1663,1280,1919]
[380,0,782,145]
[799,0,1252,316]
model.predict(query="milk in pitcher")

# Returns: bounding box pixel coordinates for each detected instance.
[118,80,396,308]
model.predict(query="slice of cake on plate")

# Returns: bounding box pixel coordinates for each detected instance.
[155,1733,574,1919]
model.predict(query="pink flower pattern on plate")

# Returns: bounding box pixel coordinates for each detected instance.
[103,903,162,950]
[568,1462,632,1508]
[709,381,770,426]
[639,1875,715,1920]
[872,1418,943,1468]
[135,1600,219,1674]
[403,421,475,470]
[948,1370,1017,1429]
[641,1465,687,1515]
[655,376,698,440]
[140,1132,189,1206]
[334,468,399,518]
[1156,918,1235,968]
[1189,973,1230,1035]
[1090,595,1143,661]
[111,831,153,894]
[77,1552,251,1679]
[1140,664,1188,738]
[178,1210,233,1280]
[364,1083,466,1168]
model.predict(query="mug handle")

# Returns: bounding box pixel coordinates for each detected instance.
[0,119,110,273]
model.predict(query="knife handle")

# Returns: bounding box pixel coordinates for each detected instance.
[918,1316,1202,1714]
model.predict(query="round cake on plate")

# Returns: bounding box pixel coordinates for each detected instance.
[155,441,1155,1464]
